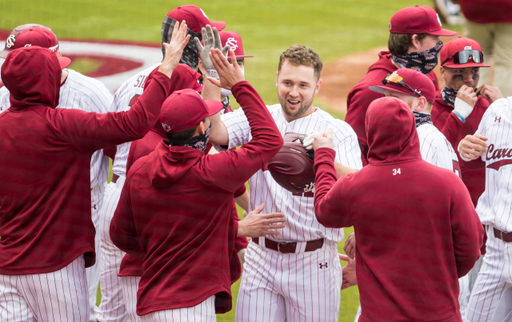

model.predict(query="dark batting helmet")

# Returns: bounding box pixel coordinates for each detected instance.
[267,132,315,195]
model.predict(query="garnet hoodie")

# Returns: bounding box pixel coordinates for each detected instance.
[0,47,172,274]
[431,93,488,206]
[110,81,283,315]
[345,51,439,165]
[314,97,483,321]
[118,65,248,277]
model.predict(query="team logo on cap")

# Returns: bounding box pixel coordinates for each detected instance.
[5,34,16,48]
[162,123,172,132]
[49,44,59,51]
[226,37,238,51]
[389,22,392,31]
[200,8,209,19]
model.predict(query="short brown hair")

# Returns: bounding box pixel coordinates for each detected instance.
[388,33,428,56]
[278,45,323,79]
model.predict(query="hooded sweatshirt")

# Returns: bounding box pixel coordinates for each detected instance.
[110,80,283,315]
[118,66,248,277]
[314,97,483,322]
[0,47,171,275]
[345,51,439,165]
[431,92,488,206]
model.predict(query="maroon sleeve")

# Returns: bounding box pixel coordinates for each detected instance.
[110,170,143,255]
[232,204,249,252]
[234,184,247,198]
[345,88,383,166]
[201,81,284,192]
[52,72,171,153]
[450,178,485,277]
[313,147,353,228]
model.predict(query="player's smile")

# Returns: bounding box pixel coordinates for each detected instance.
[276,60,322,122]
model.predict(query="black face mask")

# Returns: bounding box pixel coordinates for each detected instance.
[183,123,211,152]
[391,40,443,75]
[440,87,458,107]
[412,111,432,128]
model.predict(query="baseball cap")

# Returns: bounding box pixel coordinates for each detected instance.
[13,28,71,69]
[369,68,436,104]
[389,5,456,36]
[166,5,226,34]
[219,31,253,59]
[160,89,223,133]
[440,37,491,68]
[0,23,50,58]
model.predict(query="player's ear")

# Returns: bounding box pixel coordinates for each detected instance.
[440,66,446,79]
[315,78,322,95]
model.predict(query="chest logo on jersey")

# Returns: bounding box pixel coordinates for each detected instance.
[486,144,512,170]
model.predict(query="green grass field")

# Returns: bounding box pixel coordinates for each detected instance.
[1,1,453,320]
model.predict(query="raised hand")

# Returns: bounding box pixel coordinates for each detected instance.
[456,85,478,108]
[458,134,488,161]
[158,21,191,78]
[207,48,245,90]
[237,203,286,237]
[477,84,504,104]
[312,128,334,150]
[194,25,229,79]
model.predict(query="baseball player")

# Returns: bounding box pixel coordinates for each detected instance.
[0,25,113,322]
[313,96,483,322]
[345,5,456,164]
[97,6,226,321]
[208,44,362,321]
[456,93,512,322]
[431,37,493,207]
[110,48,285,321]
[0,20,190,322]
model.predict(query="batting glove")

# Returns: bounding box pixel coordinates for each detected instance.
[302,130,318,150]
[193,25,229,79]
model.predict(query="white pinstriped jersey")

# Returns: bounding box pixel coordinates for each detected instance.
[111,63,160,177]
[417,123,459,174]
[222,104,363,243]
[0,69,113,189]
[474,97,512,232]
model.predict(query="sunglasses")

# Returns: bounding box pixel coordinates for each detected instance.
[441,49,484,65]
[382,73,422,97]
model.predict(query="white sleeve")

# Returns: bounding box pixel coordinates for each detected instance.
[0,87,11,114]
[221,107,252,150]
[332,120,363,170]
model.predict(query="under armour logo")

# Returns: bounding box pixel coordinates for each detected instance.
[5,34,15,48]
[464,46,473,50]
[226,37,238,51]
[495,117,501,123]
[24,44,32,47]
[93,205,97,210]
[319,262,328,269]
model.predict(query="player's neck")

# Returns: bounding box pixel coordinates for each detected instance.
[281,105,316,123]
[61,69,69,85]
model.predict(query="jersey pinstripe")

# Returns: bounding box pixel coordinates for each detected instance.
[222,104,362,243]
[474,97,512,232]
[417,123,460,175]
[111,63,161,177]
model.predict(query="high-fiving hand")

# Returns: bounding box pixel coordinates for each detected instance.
[158,21,191,78]
[194,25,229,79]
[207,48,245,90]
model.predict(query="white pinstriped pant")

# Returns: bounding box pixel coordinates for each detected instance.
[0,256,89,322]
[120,276,141,322]
[87,182,106,321]
[467,226,512,322]
[97,179,130,322]
[236,239,342,322]
[139,295,216,322]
